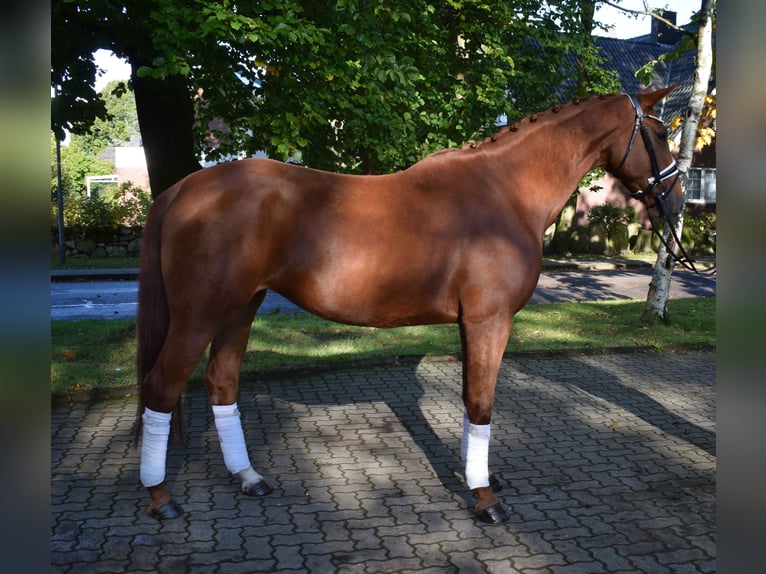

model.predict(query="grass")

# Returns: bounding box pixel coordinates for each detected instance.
[51,296,715,399]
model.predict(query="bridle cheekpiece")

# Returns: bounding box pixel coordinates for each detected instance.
[614,94,679,201]
[614,93,698,273]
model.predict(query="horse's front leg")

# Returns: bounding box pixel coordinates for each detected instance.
[459,312,513,524]
[205,294,272,498]
[211,404,272,496]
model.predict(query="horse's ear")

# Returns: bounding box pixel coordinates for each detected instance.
[637,84,677,108]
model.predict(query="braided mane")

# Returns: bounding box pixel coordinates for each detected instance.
[428,93,616,158]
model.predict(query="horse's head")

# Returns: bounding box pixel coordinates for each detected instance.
[609,86,684,225]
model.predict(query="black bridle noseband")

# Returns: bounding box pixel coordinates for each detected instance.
[614,94,698,273]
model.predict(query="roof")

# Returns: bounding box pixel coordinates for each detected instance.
[592,22,715,131]
[593,36,689,127]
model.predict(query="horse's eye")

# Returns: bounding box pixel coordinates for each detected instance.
[657,130,668,142]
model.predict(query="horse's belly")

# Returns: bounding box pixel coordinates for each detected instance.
[270,265,458,328]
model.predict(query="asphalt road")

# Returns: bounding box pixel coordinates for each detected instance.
[50,267,716,322]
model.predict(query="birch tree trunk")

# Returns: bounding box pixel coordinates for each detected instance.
[643,185,686,323]
[642,0,714,323]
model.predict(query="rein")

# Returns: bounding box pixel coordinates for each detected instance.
[615,94,699,273]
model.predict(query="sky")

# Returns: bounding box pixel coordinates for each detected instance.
[92,0,700,92]
[594,0,699,40]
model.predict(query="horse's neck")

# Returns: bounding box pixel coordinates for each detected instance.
[410,96,622,231]
[490,99,619,228]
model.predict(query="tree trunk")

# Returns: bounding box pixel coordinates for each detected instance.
[642,209,685,324]
[130,66,202,198]
[643,0,714,322]
[549,1,598,256]
[549,192,579,255]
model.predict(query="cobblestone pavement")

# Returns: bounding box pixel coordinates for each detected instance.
[51,350,715,573]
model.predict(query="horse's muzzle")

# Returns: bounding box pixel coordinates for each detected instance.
[657,173,684,223]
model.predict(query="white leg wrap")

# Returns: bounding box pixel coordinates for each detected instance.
[212,403,252,475]
[140,407,172,487]
[462,410,491,489]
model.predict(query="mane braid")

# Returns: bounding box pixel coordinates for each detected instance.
[465,100,572,150]
[470,93,620,149]
[428,93,617,157]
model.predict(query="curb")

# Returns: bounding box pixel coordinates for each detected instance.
[51,268,139,282]
[49,258,663,282]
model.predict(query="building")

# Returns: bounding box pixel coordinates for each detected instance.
[91,145,150,197]
[571,11,716,237]
[113,146,150,191]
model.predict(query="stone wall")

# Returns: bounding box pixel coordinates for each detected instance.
[54,227,142,259]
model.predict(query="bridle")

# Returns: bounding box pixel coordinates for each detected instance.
[614,93,698,273]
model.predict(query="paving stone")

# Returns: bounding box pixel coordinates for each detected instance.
[51,350,715,573]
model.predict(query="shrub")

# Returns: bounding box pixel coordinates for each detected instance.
[52,182,152,239]
[104,182,153,228]
[587,204,636,231]
[587,204,636,254]
[681,211,716,255]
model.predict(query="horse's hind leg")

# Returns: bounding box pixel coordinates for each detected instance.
[205,292,273,497]
[141,325,215,519]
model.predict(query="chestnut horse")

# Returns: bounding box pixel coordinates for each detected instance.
[137,87,683,523]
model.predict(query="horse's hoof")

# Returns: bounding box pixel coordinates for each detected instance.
[147,499,184,520]
[243,479,273,497]
[475,503,510,524]
[489,473,503,493]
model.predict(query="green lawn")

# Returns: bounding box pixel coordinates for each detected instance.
[51,297,715,399]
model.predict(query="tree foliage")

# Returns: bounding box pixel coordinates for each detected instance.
[51,129,151,239]
[50,133,113,201]
[52,0,620,184]
[633,3,716,153]
[86,80,142,152]
[52,79,150,238]
[51,80,142,199]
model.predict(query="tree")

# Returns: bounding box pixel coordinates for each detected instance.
[50,133,113,201]
[51,80,142,202]
[52,80,150,245]
[52,0,203,195]
[52,1,621,198]
[546,0,622,254]
[84,80,142,153]
[641,0,716,323]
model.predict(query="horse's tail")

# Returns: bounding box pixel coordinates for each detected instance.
[134,186,185,445]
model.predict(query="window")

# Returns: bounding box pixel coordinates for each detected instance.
[86,175,119,198]
[685,167,716,204]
